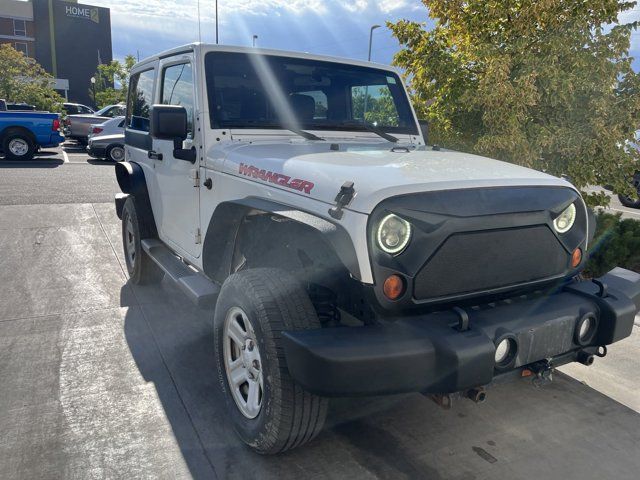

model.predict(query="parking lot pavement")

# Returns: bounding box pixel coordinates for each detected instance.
[1,200,640,479]
[0,143,119,205]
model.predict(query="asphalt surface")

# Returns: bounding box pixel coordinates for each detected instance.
[0,143,639,479]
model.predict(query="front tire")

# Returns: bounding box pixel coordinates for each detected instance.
[2,131,35,161]
[107,144,125,162]
[121,197,163,284]
[214,268,328,454]
[618,192,640,208]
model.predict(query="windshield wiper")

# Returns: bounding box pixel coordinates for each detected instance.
[287,127,324,141]
[339,121,399,143]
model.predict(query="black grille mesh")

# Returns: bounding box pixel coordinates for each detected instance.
[413,226,567,300]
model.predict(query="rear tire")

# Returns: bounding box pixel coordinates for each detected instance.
[214,268,328,454]
[121,197,163,284]
[2,131,35,161]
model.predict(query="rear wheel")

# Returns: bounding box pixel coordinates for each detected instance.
[106,145,125,162]
[2,132,35,161]
[214,268,328,454]
[121,197,163,284]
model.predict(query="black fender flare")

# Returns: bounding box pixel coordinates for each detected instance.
[114,161,158,236]
[202,197,362,283]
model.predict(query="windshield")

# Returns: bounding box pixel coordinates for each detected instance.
[204,52,418,135]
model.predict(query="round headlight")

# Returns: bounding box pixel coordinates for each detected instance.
[553,203,576,234]
[376,214,412,254]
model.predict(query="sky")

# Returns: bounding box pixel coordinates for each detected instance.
[88,0,640,70]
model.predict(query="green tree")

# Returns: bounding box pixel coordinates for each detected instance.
[389,1,640,206]
[90,54,136,108]
[0,44,63,112]
[352,86,400,126]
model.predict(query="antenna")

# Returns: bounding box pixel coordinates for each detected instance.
[197,0,202,42]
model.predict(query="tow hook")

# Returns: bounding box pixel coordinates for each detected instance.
[577,350,595,366]
[465,388,487,404]
[528,360,554,388]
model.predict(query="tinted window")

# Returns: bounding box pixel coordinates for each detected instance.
[126,69,155,132]
[161,63,195,135]
[204,52,417,134]
[65,105,79,114]
[80,106,93,114]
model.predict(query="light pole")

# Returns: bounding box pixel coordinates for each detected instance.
[90,76,96,108]
[252,35,258,47]
[368,24,381,61]
[364,25,381,124]
[215,0,219,44]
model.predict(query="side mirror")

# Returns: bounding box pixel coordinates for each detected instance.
[150,104,196,163]
[150,104,188,141]
[418,119,429,144]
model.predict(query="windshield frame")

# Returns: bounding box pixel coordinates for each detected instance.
[204,51,419,136]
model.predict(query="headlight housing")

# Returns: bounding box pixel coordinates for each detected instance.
[376,214,412,254]
[553,203,576,234]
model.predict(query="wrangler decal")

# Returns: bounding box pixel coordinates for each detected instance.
[238,163,314,194]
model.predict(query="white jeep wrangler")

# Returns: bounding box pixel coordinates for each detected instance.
[115,44,640,454]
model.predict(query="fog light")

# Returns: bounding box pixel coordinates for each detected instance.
[494,337,517,367]
[575,313,597,345]
[383,274,405,300]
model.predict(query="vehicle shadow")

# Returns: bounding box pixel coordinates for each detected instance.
[121,281,640,480]
[0,157,64,167]
[87,159,116,165]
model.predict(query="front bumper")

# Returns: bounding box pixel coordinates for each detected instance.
[282,268,640,396]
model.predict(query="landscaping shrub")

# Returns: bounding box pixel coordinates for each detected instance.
[585,211,640,277]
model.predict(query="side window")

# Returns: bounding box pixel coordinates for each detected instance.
[118,119,125,128]
[161,63,195,136]
[351,84,400,127]
[80,106,92,114]
[126,69,155,132]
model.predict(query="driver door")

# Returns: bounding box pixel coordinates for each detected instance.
[151,55,201,259]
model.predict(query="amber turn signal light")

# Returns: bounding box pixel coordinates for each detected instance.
[571,248,582,268]
[383,274,405,300]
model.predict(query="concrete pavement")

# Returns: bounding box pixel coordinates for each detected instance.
[0,200,639,479]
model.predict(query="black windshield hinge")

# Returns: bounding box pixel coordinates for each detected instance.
[328,181,355,220]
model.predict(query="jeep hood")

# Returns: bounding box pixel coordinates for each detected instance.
[218,141,573,214]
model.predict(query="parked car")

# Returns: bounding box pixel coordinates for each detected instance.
[0,110,63,160]
[0,99,36,111]
[87,132,125,162]
[63,102,94,115]
[88,116,125,140]
[115,44,640,454]
[64,103,125,144]
[618,171,640,208]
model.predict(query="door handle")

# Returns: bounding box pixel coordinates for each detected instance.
[148,150,163,160]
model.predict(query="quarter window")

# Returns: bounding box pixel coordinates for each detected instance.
[161,63,195,136]
[127,69,155,132]
[13,19,26,37]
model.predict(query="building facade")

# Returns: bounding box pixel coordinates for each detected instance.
[0,0,112,106]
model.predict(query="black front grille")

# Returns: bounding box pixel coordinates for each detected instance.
[413,226,567,300]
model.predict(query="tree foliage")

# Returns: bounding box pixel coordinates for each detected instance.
[0,44,63,112]
[585,211,640,276]
[389,1,640,206]
[91,55,136,108]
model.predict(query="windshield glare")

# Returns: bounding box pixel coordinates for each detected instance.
[204,52,418,135]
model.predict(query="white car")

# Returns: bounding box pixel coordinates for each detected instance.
[89,115,125,139]
[114,44,640,454]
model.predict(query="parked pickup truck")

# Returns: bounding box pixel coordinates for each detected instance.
[64,104,125,145]
[115,44,640,454]
[0,111,63,160]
